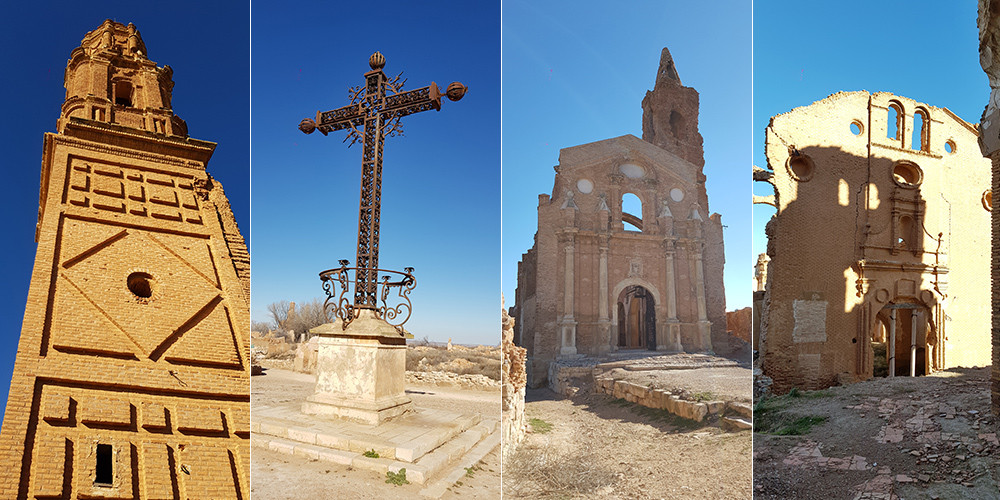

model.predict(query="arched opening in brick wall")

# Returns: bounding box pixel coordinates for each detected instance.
[872,302,932,378]
[888,101,903,143]
[617,285,656,350]
[621,192,643,231]
[912,108,929,152]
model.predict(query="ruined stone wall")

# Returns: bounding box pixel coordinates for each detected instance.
[759,91,991,393]
[0,21,249,497]
[501,302,527,461]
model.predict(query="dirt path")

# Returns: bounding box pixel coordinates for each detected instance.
[754,367,999,499]
[503,389,752,499]
[251,368,501,498]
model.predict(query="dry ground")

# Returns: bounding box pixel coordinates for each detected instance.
[251,367,500,499]
[754,367,999,499]
[503,388,752,499]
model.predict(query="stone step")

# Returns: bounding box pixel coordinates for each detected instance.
[251,417,499,486]
[251,434,431,484]
[721,416,753,432]
[419,425,500,498]
[251,407,481,463]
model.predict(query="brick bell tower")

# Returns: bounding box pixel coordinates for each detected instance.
[0,20,250,498]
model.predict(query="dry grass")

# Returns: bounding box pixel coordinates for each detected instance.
[502,442,616,498]
[406,345,501,381]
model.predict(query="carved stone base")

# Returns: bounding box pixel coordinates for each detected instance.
[304,309,413,425]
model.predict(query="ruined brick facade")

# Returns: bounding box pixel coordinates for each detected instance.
[512,48,727,387]
[756,91,992,393]
[0,21,250,497]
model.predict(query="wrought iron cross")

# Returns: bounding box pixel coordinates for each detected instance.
[299,52,466,328]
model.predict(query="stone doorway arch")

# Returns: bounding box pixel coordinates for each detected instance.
[616,285,657,350]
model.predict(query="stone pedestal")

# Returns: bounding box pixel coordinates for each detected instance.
[302,309,413,425]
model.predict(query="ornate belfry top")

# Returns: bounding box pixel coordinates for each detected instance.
[299,52,466,334]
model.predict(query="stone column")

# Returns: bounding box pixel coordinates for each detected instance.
[910,309,918,377]
[663,239,681,351]
[597,238,612,353]
[888,309,896,378]
[691,243,712,352]
[559,234,577,356]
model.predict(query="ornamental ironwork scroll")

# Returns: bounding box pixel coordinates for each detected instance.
[300,52,466,334]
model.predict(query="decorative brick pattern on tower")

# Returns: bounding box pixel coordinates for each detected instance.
[0,20,250,498]
[756,91,992,394]
[512,48,727,387]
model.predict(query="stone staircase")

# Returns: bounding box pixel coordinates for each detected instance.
[251,404,499,488]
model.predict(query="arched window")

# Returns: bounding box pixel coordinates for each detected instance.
[887,102,902,142]
[621,193,643,231]
[912,109,929,151]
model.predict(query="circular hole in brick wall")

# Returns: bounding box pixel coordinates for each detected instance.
[892,162,922,188]
[127,272,154,299]
[984,189,992,212]
[945,140,956,154]
[850,121,863,135]
[786,154,815,181]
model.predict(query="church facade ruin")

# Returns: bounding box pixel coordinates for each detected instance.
[755,91,992,393]
[0,21,250,497]
[512,48,727,387]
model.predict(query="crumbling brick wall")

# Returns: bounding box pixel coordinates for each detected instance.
[501,302,527,461]
[726,307,752,344]
[978,0,1000,416]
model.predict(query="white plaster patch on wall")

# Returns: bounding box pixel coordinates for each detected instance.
[792,299,828,343]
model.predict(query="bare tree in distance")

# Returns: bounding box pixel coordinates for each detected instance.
[263,298,329,342]
[285,298,328,341]
[267,300,291,331]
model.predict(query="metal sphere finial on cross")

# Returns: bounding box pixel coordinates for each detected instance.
[368,51,385,70]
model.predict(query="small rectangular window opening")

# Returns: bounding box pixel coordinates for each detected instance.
[95,444,113,486]
[114,82,133,107]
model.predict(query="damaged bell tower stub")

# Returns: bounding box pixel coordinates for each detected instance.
[298,52,466,424]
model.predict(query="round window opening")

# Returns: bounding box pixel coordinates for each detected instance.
[984,189,993,212]
[850,120,863,136]
[127,272,154,299]
[944,140,956,154]
[786,154,814,181]
[576,178,594,194]
[892,162,922,188]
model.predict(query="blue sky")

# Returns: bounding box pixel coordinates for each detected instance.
[753,1,985,262]
[0,1,249,424]
[501,1,753,311]
[250,2,500,346]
